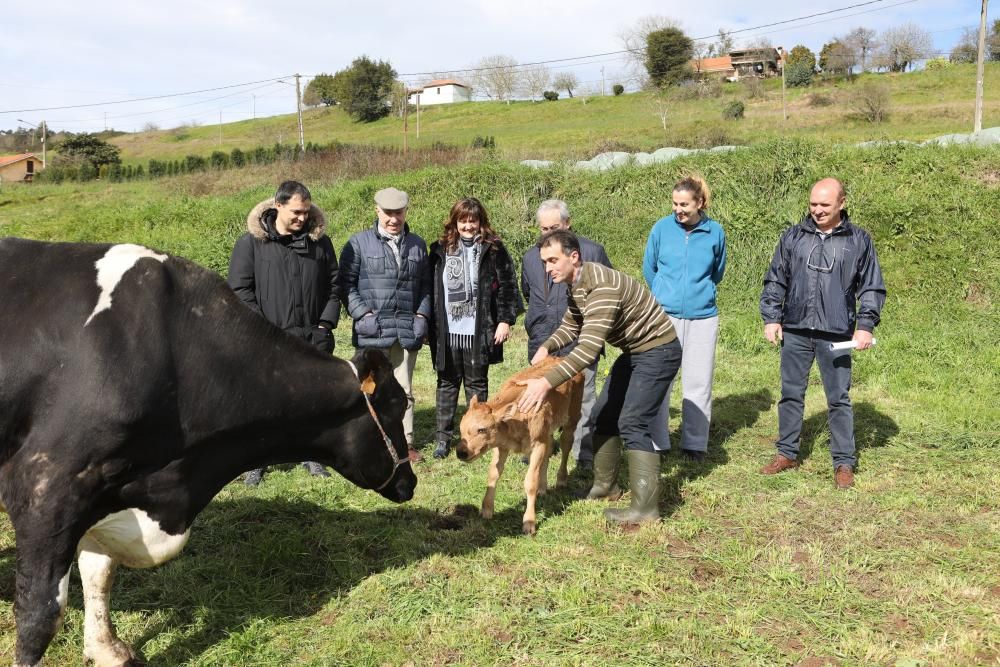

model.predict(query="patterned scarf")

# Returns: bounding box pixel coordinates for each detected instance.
[444,236,481,346]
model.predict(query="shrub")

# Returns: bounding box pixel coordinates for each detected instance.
[185,155,207,172]
[785,61,815,87]
[807,93,835,107]
[230,148,245,168]
[742,77,765,99]
[722,100,745,120]
[542,91,559,101]
[471,135,496,149]
[612,84,624,96]
[926,57,953,70]
[851,81,891,123]
[210,151,230,170]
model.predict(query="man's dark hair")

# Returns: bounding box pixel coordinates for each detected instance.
[275,180,311,204]
[537,229,580,256]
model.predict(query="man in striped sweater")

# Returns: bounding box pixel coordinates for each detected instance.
[517,230,682,525]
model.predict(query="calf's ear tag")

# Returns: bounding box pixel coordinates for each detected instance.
[360,373,377,395]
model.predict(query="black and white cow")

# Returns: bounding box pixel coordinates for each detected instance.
[0,238,418,667]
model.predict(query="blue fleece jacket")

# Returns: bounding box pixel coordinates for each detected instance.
[642,213,727,320]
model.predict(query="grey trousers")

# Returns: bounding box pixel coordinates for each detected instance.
[651,315,719,453]
[776,328,856,469]
[388,342,418,446]
[570,362,599,462]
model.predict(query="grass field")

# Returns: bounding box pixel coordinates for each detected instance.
[1,139,998,665]
[106,63,1000,165]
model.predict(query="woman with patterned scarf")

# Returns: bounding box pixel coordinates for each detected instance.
[428,197,519,459]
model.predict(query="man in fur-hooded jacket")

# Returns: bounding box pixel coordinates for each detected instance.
[228,180,341,485]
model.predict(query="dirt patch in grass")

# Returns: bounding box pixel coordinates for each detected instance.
[979,169,1000,186]
[796,658,841,667]
[691,560,723,586]
[883,614,918,638]
[964,282,991,308]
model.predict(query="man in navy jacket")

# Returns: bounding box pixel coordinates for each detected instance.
[759,178,886,489]
[520,199,612,468]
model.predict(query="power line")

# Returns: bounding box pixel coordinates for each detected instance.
[0,76,295,114]
[390,0,907,77]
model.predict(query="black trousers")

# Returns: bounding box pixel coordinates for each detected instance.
[436,345,489,444]
[592,339,682,453]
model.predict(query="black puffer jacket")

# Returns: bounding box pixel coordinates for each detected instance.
[429,236,519,370]
[760,212,885,336]
[228,198,340,352]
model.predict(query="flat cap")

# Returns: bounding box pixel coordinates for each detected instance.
[374,187,409,210]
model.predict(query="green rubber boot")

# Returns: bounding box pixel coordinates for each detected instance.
[605,450,661,525]
[583,435,623,500]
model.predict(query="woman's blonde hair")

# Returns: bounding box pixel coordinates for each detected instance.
[674,176,711,210]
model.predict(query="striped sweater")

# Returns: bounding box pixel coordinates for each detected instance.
[542,262,676,386]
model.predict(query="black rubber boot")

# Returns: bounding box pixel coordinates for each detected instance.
[582,435,622,500]
[605,450,661,525]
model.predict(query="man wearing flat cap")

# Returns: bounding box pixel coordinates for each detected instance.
[339,187,432,462]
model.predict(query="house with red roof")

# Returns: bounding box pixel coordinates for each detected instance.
[0,153,43,184]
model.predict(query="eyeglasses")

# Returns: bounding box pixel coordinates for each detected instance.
[806,242,837,273]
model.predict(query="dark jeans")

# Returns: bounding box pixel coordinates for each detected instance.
[592,339,682,453]
[777,328,856,469]
[436,345,489,444]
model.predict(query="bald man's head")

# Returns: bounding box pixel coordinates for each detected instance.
[809,178,846,231]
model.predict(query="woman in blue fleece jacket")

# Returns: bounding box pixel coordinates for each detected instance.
[642,176,727,460]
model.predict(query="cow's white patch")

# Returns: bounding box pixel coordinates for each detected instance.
[85,244,167,326]
[56,569,71,610]
[85,508,190,569]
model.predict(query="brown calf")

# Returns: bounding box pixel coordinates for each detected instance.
[455,357,584,535]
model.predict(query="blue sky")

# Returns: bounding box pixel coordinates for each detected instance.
[0,0,982,134]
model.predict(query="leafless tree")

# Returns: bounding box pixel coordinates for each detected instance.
[692,41,714,74]
[875,22,932,72]
[950,27,979,64]
[619,14,681,87]
[520,65,551,101]
[715,28,735,56]
[844,27,878,72]
[553,73,580,98]
[649,89,670,139]
[469,55,520,102]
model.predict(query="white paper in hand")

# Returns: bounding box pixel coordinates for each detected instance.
[829,338,877,351]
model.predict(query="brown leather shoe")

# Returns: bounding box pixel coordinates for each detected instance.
[407,446,424,463]
[834,465,855,489]
[759,454,799,475]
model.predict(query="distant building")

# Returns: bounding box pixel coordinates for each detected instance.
[0,153,42,184]
[692,55,736,80]
[729,47,785,78]
[690,47,786,81]
[408,79,472,106]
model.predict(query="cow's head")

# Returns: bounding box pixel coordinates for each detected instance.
[333,348,417,502]
[455,395,511,462]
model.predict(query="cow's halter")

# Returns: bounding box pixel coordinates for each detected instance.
[347,361,410,490]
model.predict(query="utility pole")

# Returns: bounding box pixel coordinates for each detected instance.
[16,118,46,169]
[416,94,421,139]
[601,66,606,96]
[219,111,223,146]
[104,112,108,132]
[403,90,409,155]
[294,73,305,153]
[781,50,787,122]
[251,94,256,120]
[974,0,988,133]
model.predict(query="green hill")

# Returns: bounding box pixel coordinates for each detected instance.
[110,64,1000,164]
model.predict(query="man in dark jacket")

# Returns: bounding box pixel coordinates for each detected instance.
[759,178,886,489]
[339,187,432,462]
[228,180,341,485]
[521,199,612,469]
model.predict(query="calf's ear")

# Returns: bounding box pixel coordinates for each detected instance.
[469,395,479,407]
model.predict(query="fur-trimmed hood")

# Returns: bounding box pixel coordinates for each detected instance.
[245,198,328,241]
